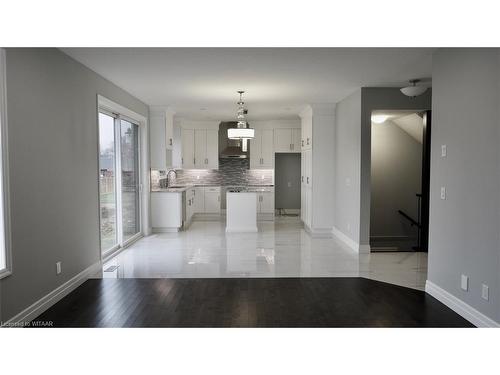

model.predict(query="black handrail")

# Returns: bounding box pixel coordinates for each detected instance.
[397,210,421,228]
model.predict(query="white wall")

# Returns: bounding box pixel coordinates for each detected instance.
[0,48,148,321]
[427,48,500,324]
[370,119,422,239]
[334,90,362,245]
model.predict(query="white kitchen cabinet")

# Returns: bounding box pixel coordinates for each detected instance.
[194,187,205,213]
[182,129,218,169]
[205,130,219,169]
[181,129,195,169]
[300,107,313,150]
[185,187,196,227]
[301,149,312,229]
[274,128,301,153]
[150,114,167,170]
[204,186,221,214]
[165,109,174,150]
[194,129,207,168]
[151,192,183,231]
[250,129,274,168]
[258,191,275,214]
[292,128,301,151]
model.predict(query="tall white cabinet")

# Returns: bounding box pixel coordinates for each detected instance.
[299,105,335,235]
[250,129,274,168]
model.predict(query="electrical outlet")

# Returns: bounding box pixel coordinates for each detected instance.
[482,284,489,301]
[56,261,62,275]
[441,144,447,157]
[461,274,468,291]
[440,187,446,200]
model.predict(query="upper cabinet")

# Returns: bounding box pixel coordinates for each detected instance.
[165,109,175,150]
[274,128,301,152]
[181,128,218,169]
[300,106,313,150]
[150,107,175,169]
[250,129,273,169]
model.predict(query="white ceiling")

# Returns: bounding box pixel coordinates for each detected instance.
[61,48,434,120]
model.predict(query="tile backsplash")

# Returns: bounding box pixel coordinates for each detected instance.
[151,158,273,189]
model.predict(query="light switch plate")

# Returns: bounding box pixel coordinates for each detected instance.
[461,274,468,291]
[440,187,446,200]
[441,144,447,157]
[482,284,489,300]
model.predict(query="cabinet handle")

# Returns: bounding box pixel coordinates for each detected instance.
[181,157,184,165]
[301,176,304,182]
[205,158,208,164]
[307,138,310,145]
[217,195,220,202]
[301,139,304,147]
[169,138,172,146]
[307,177,309,184]
[193,158,196,165]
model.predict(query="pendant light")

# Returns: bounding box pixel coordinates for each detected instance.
[227,91,255,143]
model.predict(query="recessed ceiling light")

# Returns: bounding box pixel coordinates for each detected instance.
[371,114,388,124]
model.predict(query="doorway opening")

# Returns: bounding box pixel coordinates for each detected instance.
[370,110,431,252]
[275,153,301,217]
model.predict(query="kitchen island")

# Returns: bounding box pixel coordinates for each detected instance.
[226,188,258,233]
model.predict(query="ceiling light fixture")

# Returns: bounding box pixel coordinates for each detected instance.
[400,79,428,98]
[227,91,255,148]
[371,114,388,124]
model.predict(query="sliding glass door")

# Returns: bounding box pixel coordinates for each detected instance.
[98,112,141,255]
[120,119,140,242]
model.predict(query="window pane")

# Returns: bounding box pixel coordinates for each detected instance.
[120,120,140,241]
[99,113,117,252]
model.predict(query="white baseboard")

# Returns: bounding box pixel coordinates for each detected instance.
[425,280,500,328]
[152,227,180,233]
[2,261,102,327]
[305,225,333,238]
[332,226,359,252]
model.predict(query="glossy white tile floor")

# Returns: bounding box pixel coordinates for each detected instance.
[102,217,427,290]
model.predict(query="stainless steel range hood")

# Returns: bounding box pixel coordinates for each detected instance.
[219,122,249,159]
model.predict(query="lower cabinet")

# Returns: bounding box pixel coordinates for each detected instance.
[204,187,221,214]
[151,192,183,232]
[257,190,275,219]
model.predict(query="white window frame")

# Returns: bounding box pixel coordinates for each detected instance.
[97,95,149,262]
[0,48,12,279]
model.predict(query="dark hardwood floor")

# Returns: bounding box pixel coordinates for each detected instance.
[32,278,474,327]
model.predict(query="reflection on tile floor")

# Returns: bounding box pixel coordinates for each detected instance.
[101,217,427,290]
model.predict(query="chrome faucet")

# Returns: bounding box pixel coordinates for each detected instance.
[166,169,177,187]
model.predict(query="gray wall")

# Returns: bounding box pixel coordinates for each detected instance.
[370,120,422,239]
[360,88,431,246]
[428,48,500,323]
[0,48,148,321]
[275,153,301,209]
[334,90,361,243]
